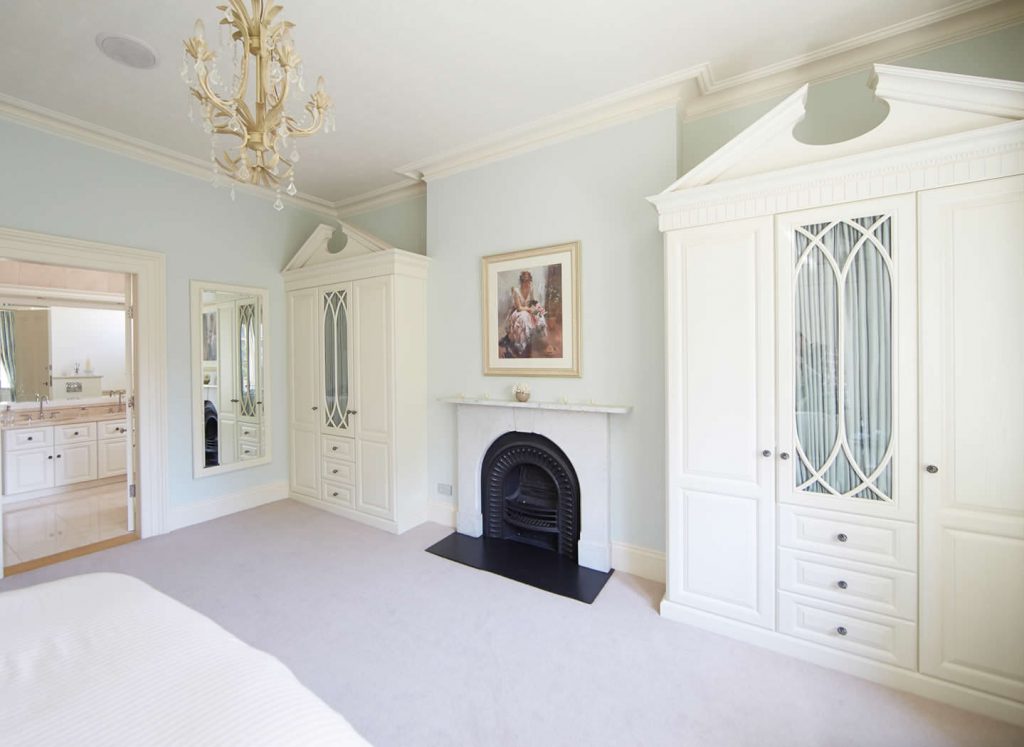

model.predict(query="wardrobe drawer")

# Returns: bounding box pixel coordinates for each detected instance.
[239,441,261,460]
[321,480,353,507]
[778,592,917,669]
[779,549,917,620]
[321,435,355,461]
[98,420,128,439]
[321,458,354,485]
[5,427,52,450]
[238,423,260,441]
[54,422,96,445]
[779,505,917,570]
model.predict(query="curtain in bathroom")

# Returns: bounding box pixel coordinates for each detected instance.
[0,310,16,398]
[793,216,893,501]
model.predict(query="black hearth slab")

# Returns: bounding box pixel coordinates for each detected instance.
[425,532,613,604]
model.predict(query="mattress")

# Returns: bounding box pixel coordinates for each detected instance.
[0,572,369,746]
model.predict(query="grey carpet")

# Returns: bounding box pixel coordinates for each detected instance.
[1,499,1020,747]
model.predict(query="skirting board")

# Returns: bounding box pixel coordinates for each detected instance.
[660,598,1024,727]
[290,492,399,534]
[425,498,666,584]
[166,481,288,532]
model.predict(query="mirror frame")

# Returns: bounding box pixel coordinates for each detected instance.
[190,280,271,478]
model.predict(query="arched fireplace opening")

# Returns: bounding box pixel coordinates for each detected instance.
[480,431,581,562]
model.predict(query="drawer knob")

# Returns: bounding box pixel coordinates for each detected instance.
[73,431,79,436]
[925,464,939,474]
[48,455,53,460]
[779,451,790,460]
[332,446,338,451]
[27,436,33,441]
[837,580,848,590]
[332,469,338,474]
[836,533,848,543]
[836,626,848,636]
[761,449,772,458]
[332,491,339,497]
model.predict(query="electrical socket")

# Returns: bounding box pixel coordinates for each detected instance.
[437,482,453,496]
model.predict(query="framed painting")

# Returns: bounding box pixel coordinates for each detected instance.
[482,241,581,377]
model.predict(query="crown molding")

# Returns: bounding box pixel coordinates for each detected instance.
[394,65,706,182]
[0,93,338,218]
[684,0,1024,121]
[334,179,426,217]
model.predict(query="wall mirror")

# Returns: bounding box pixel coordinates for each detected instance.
[0,305,128,404]
[190,281,269,477]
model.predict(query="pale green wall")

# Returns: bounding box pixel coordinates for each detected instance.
[427,110,677,552]
[0,119,330,508]
[345,194,427,255]
[681,23,1024,172]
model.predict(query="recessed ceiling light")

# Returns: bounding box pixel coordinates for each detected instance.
[95,33,158,70]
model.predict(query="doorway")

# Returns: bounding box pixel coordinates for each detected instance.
[0,226,167,579]
[0,261,138,573]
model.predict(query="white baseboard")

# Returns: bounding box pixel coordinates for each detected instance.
[612,541,666,583]
[427,498,456,528]
[660,598,1024,727]
[166,481,288,532]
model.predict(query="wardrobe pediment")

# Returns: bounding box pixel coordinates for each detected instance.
[653,64,1024,203]
[283,221,400,272]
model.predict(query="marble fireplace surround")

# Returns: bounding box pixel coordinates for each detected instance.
[444,397,631,572]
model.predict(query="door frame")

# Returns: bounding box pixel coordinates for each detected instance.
[0,226,168,548]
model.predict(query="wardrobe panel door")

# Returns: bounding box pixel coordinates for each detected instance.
[775,195,917,522]
[354,277,392,443]
[288,290,318,428]
[919,176,1024,703]
[665,217,775,628]
[288,288,319,497]
[320,284,354,436]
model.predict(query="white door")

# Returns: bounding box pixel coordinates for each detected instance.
[124,273,139,532]
[319,283,355,436]
[918,176,1024,703]
[4,447,55,494]
[664,217,775,628]
[288,288,319,498]
[354,277,392,518]
[55,442,97,486]
[775,196,918,523]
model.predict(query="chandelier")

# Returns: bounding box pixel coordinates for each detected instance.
[182,0,335,209]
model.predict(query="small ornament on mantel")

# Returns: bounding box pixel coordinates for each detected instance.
[512,382,531,402]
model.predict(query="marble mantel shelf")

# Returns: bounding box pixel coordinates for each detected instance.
[440,396,631,415]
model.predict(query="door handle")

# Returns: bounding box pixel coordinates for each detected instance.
[346,409,358,415]
[761,449,772,458]
[779,452,790,460]
[925,465,939,474]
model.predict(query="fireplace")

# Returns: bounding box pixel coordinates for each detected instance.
[481,432,581,561]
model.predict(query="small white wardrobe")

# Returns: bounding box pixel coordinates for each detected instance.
[651,65,1024,725]
[283,223,429,533]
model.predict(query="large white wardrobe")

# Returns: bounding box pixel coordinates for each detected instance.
[283,223,429,534]
[652,65,1024,725]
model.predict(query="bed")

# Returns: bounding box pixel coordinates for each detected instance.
[0,573,369,746]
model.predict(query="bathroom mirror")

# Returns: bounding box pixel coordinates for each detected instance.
[0,304,128,403]
[190,281,269,477]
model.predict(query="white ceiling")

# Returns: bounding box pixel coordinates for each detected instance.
[0,0,980,203]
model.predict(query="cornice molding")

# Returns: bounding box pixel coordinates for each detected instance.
[393,65,706,182]
[0,92,338,219]
[334,180,426,217]
[684,0,1024,121]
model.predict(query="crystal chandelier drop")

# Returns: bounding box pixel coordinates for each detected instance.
[182,1,335,209]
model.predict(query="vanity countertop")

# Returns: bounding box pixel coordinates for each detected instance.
[1,409,127,431]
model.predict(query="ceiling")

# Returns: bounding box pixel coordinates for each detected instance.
[0,1,992,204]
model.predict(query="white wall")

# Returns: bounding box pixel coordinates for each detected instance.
[427,109,676,553]
[0,119,333,509]
[49,307,126,391]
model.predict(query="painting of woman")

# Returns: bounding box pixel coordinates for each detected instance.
[501,270,557,358]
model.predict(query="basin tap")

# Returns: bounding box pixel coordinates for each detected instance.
[35,393,48,417]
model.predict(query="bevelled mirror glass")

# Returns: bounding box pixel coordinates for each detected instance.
[191,281,269,477]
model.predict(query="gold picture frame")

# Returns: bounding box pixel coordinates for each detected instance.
[482,241,581,377]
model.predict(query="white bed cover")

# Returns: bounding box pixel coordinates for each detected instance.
[0,572,369,746]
